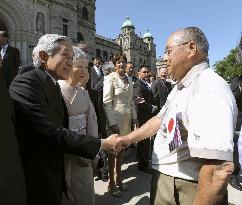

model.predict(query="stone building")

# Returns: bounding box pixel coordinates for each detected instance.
[0,0,156,71]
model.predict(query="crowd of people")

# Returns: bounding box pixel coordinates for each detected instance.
[0,26,241,205]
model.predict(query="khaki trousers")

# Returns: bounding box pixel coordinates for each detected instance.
[150,170,228,205]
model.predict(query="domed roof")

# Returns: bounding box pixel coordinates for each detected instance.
[143,29,153,38]
[121,17,135,28]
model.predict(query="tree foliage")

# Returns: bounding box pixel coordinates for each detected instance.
[214,47,242,82]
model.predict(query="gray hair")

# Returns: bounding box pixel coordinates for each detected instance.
[37,34,72,56]
[102,62,115,76]
[32,45,43,68]
[174,27,209,56]
[72,46,87,64]
[32,34,72,68]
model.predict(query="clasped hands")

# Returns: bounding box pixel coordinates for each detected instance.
[100,134,130,156]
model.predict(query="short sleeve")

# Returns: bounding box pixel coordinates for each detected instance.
[187,91,237,161]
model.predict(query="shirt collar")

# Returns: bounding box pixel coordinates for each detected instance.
[94,65,100,71]
[1,44,8,51]
[139,78,148,84]
[177,61,209,89]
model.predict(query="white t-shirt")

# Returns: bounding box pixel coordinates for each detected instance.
[152,62,238,181]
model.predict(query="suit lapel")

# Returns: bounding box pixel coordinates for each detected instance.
[140,79,152,93]
[34,68,65,119]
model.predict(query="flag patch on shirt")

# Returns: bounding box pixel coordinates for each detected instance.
[168,120,183,152]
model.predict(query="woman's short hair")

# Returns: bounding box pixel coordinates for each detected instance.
[72,46,87,64]
[111,52,127,65]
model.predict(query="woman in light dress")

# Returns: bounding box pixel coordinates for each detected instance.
[59,47,98,205]
[103,53,138,197]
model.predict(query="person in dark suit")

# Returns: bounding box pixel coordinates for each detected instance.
[0,31,20,87]
[229,74,242,191]
[133,66,158,173]
[151,65,172,110]
[9,34,120,205]
[0,55,27,205]
[125,62,138,83]
[87,56,109,181]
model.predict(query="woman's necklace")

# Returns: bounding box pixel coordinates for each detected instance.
[117,73,127,79]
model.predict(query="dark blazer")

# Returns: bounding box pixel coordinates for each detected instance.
[133,79,156,125]
[151,79,172,110]
[9,65,101,205]
[1,45,20,87]
[87,67,107,137]
[0,69,27,205]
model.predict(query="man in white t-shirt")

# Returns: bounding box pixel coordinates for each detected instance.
[118,27,238,205]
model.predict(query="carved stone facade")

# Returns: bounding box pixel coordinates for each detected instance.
[0,0,156,72]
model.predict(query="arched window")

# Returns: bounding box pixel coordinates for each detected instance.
[96,49,101,57]
[82,7,89,20]
[103,51,108,62]
[0,18,7,31]
[77,32,84,42]
[36,12,45,34]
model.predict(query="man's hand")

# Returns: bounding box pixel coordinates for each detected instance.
[101,134,121,156]
[193,160,234,205]
[110,124,120,134]
[116,135,131,151]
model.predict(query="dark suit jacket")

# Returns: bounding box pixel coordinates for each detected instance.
[0,69,26,205]
[87,67,107,137]
[1,45,20,87]
[9,65,101,205]
[133,79,156,125]
[151,79,172,110]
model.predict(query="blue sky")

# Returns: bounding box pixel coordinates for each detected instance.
[96,0,242,67]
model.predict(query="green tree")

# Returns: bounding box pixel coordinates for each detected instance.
[214,47,242,82]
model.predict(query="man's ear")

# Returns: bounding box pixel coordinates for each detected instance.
[188,41,197,57]
[39,51,48,62]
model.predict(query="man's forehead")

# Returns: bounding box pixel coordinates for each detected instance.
[166,32,183,47]
[59,43,73,52]
[141,67,149,71]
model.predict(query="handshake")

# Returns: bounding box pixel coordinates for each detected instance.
[100,134,131,156]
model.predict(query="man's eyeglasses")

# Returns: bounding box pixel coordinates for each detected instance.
[164,42,190,56]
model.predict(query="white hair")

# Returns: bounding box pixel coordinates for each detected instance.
[37,34,72,56]
[102,62,115,76]
[72,46,87,63]
[32,45,43,68]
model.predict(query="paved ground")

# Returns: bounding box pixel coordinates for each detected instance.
[94,147,242,205]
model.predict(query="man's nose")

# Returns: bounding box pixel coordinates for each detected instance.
[163,54,168,62]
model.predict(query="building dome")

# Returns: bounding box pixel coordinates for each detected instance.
[143,29,153,38]
[121,17,135,29]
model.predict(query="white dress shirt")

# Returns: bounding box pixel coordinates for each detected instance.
[0,44,8,59]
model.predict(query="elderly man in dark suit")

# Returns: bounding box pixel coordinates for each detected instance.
[133,66,158,173]
[0,31,20,87]
[0,54,26,205]
[9,34,120,205]
[151,65,172,110]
